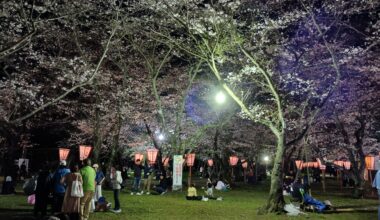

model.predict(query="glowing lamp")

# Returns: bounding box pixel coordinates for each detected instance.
[186,153,195,167]
[79,145,92,161]
[146,148,158,164]
[59,148,70,161]
[215,91,226,104]
[313,162,319,168]
[365,156,375,170]
[229,156,239,166]
[343,161,351,170]
[295,160,303,170]
[162,157,170,167]
[135,153,144,163]
[207,159,214,167]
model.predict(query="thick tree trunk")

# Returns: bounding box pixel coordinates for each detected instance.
[261,134,285,214]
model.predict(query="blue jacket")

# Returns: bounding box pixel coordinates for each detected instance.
[373,170,380,189]
[53,167,70,193]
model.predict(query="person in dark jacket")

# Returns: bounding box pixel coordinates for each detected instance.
[153,175,168,195]
[52,160,70,213]
[131,159,144,195]
[34,163,52,218]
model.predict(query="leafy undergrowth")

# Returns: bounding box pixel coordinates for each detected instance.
[0,179,377,220]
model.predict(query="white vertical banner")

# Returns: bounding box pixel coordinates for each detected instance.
[172,155,184,191]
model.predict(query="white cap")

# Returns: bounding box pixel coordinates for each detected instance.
[60,160,67,166]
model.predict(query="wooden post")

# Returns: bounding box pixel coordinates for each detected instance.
[322,170,326,193]
[188,166,192,186]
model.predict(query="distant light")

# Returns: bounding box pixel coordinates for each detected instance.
[158,134,165,141]
[263,156,269,162]
[215,91,226,104]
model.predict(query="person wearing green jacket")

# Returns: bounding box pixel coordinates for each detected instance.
[80,159,96,220]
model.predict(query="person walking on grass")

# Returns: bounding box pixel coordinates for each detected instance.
[110,166,123,213]
[52,160,70,214]
[61,164,82,220]
[80,159,96,220]
[34,162,52,219]
[131,159,143,195]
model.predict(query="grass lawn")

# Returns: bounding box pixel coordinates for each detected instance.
[0,178,378,220]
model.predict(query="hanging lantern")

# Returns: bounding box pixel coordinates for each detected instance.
[365,156,375,170]
[320,165,326,171]
[313,162,319,168]
[135,153,144,163]
[343,161,351,170]
[79,145,92,161]
[186,153,195,167]
[242,161,248,169]
[295,160,303,169]
[162,157,169,167]
[207,159,214,167]
[229,156,239,166]
[146,148,158,165]
[59,148,70,161]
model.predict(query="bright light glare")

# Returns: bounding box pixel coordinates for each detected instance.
[215,91,226,104]
[263,156,269,162]
[158,134,165,140]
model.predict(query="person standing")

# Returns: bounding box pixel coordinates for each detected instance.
[61,165,82,220]
[52,160,70,214]
[142,163,154,195]
[131,159,143,195]
[110,166,123,213]
[373,169,380,201]
[94,164,105,200]
[34,163,52,218]
[80,159,96,220]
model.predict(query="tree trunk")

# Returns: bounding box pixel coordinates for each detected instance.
[261,134,285,214]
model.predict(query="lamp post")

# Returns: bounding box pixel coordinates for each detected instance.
[162,157,169,167]
[242,160,248,182]
[135,153,144,164]
[146,148,158,165]
[215,91,226,104]
[186,153,195,186]
[79,145,92,161]
[320,165,326,192]
[229,156,239,181]
[263,156,269,176]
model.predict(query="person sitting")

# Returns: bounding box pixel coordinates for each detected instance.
[205,179,222,200]
[186,183,205,201]
[290,178,331,212]
[153,175,168,195]
[95,197,111,212]
[215,179,229,191]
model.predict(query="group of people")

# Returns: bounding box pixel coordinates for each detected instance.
[34,159,106,220]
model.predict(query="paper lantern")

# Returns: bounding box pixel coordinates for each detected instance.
[316,158,322,167]
[135,153,144,163]
[162,157,169,167]
[320,165,326,171]
[229,156,239,166]
[334,160,344,167]
[295,160,303,169]
[343,161,351,170]
[146,148,159,164]
[365,156,375,170]
[242,161,248,169]
[207,159,214,167]
[186,153,195,167]
[59,148,70,161]
[313,162,319,168]
[79,145,92,161]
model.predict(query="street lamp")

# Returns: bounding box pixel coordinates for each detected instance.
[186,153,196,186]
[263,156,269,176]
[158,134,165,141]
[215,91,226,104]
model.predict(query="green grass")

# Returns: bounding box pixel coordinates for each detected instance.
[0,179,378,220]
